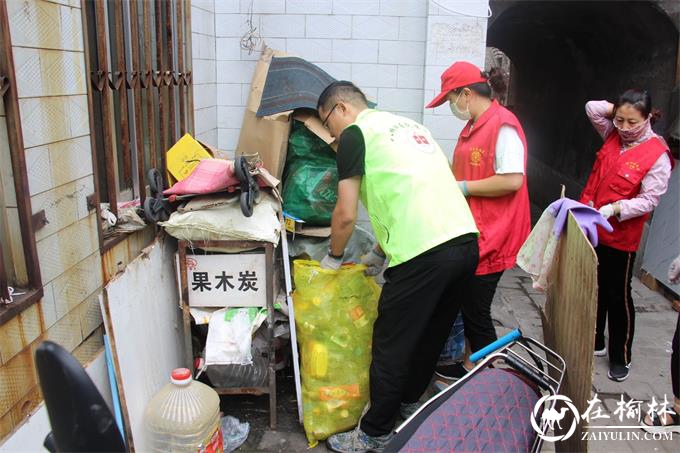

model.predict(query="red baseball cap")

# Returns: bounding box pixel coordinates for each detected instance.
[426,61,487,108]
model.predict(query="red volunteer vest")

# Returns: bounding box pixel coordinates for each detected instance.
[579,133,673,252]
[453,101,531,275]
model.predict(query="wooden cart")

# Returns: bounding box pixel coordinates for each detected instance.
[177,239,277,428]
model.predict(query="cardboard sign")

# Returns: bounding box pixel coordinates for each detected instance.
[186,253,266,307]
[166,133,213,182]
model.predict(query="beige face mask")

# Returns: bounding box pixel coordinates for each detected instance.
[450,91,471,121]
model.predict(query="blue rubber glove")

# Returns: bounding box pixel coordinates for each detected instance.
[457,180,469,196]
[547,198,613,247]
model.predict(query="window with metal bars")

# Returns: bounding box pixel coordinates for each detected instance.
[82,0,193,249]
[0,0,44,323]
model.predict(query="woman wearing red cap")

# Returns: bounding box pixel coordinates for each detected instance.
[426,61,531,380]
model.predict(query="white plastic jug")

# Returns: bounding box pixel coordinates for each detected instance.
[145,368,223,452]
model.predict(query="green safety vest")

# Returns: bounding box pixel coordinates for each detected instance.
[351,109,478,267]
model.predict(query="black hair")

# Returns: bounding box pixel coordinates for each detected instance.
[317,81,368,111]
[453,67,508,100]
[614,89,660,124]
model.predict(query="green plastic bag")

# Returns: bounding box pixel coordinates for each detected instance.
[282,120,338,225]
[292,260,380,447]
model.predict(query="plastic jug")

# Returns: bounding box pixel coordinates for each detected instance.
[145,368,223,452]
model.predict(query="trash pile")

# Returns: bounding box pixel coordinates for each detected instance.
[139,47,382,449]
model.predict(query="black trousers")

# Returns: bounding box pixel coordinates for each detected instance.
[595,245,636,366]
[460,271,504,354]
[672,312,679,398]
[360,237,479,437]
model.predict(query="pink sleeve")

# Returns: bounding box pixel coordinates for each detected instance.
[585,100,615,140]
[618,152,673,221]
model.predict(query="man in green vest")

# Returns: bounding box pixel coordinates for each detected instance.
[317,81,479,452]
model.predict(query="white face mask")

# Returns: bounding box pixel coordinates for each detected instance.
[450,91,471,121]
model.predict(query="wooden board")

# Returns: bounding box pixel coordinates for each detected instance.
[543,213,598,452]
[101,236,185,452]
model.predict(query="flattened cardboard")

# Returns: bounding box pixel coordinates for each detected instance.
[237,47,291,180]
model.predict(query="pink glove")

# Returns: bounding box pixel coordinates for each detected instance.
[547,198,613,247]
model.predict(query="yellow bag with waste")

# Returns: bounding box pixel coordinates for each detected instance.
[292,260,380,447]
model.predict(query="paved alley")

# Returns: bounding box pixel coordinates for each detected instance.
[226,267,678,452]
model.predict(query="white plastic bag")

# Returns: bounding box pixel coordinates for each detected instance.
[204,307,267,365]
[160,192,281,246]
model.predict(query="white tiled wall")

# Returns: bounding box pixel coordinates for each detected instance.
[192,0,489,159]
[192,0,218,147]
[423,0,490,161]
[5,0,102,345]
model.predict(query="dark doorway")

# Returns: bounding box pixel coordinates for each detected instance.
[487,1,678,210]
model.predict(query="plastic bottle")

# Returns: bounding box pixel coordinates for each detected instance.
[145,368,223,453]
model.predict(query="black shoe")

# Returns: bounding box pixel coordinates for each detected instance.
[434,362,469,380]
[607,363,630,382]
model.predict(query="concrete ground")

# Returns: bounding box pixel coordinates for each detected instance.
[224,267,679,452]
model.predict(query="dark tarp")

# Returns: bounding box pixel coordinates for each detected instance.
[256,57,336,117]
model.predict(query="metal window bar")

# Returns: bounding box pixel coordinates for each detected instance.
[143,0,158,172]
[126,0,146,205]
[0,0,42,290]
[154,0,168,186]
[111,0,133,195]
[86,0,190,219]
[0,67,9,302]
[0,241,9,302]
[183,0,195,136]
[176,0,186,136]
[165,0,177,146]
[92,0,119,217]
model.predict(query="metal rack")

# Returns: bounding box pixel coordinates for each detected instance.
[177,239,277,429]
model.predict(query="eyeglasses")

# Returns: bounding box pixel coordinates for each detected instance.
[321,104,339,128]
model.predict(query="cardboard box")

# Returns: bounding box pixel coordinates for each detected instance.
[292,110,337,152]
[237,47,292,180]
[283,211,331,238]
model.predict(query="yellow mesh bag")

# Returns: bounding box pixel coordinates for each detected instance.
[292,260,381,447]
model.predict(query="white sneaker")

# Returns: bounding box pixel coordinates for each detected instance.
[594,346,607,357]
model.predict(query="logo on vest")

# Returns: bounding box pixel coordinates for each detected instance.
[389,122,435,153]
[470,147,485,166]
[624,161,640,171]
